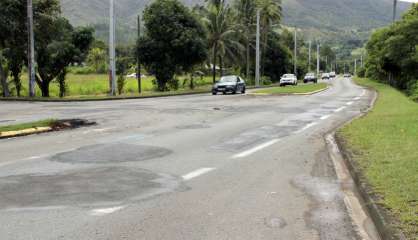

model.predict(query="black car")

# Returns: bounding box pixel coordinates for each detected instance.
[212,75,246,95]
[304,73,317,84]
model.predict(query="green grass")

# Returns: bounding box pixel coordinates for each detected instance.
[338,78,418,239]
[254,83,327,94]
[18,73,214,98]
[0,119,56,132]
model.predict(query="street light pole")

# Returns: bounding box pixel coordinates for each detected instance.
[308,41,311,72]
[393,0,398,22]
[27,0,36,97]
[137,15,141,94]
[316,42,320,76]
[109,0,116,96]
[294,29,297,77]
[255,9,260,87]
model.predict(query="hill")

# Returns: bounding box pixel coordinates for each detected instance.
[60,0,411,47]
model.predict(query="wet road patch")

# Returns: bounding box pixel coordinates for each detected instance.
[51,143,172,164]
[0,167,179,209]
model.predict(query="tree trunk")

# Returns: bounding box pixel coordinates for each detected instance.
[219,55,223,77]
[212,44,217,84]
[39,80,50,97]
[12,72,21,97]
[0,56,10,97]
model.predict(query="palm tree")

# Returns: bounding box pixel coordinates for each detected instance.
[203,0,244,83]
[234,0,257,79]
[257,0,282,76]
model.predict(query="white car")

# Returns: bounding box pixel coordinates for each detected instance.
[321,73,330,80]
[280,74,298,86]
[126,73,147,78]
[329,72,336,78]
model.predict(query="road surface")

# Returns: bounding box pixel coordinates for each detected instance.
[0,78,376,240]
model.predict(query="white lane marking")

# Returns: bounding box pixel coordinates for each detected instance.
[334,106,346,113]
[346,101,354,106]
[90,206,125,216]
[320,115,331,120]
[232,139,280,159]
[295,122,318,134]
[353,97,361,101]
[182,168,215,180]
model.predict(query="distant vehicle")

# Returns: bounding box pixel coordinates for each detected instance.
[126,73,147,78]
[212,75,246,95]
[329,72,336,78]
[304,73,317,84]
[280,74,298,86]
[344,73,351,78]
[322,73,330,80]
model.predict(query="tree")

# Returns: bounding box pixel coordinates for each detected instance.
[257,0,282,76]
[263,32,292,82]
[233,0,257,79]
[87,48,107,73]
[203,0,243,83]
[35,16,94,97]
[138,0,208,91]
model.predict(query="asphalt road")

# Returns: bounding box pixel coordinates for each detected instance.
[0,78,375,240]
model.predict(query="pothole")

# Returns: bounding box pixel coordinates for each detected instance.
[51,143,172,164]
[0,167,181,209]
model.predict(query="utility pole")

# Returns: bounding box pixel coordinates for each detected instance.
[316,42,320,76]
[308,41,311,72]
[325,56,328,72]
[27,0,36,97]
[294,29,297,77]
[361,55,364,68]
[354,59,357,75]
[255,9,260,87]
[137,15,141,94]
[393,0,398,23]
[109,0,116,96]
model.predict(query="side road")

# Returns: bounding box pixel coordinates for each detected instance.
[337,78,417,240]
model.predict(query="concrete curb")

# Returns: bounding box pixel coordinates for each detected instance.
[248,85,329,96]
[332,82,407,240]
[0,85,281,103]
[0,127,52,139]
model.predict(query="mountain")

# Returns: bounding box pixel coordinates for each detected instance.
[60,0,411,45]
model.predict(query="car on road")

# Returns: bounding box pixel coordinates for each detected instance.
[321,73,330,80]
[304,73,317,84]
[344,73,351,78]
[329,72,336,78]
[280,74,298,86]
[212,75,246,95]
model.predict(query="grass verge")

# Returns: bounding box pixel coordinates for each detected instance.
[338,77,418,239]
[0,119,57,132]
[253,83,327,94]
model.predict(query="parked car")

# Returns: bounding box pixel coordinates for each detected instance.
[304,73,317,84]
[321,73,330,80]
[344,73,351,78]
[280,74,298,86]
[329,72,336,78]
[126,73,147,78]
[212,75,246,95]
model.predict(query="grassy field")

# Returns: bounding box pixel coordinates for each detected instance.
[0,119,56,132]
[18,74,214,98]
[338,78,418,239]
[254,83,327,94]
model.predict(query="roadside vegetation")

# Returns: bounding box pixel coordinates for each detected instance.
[0,0,338,99]
[339,78,418,239]
[254,83,327,95]
[359,4,418,101]
[0,119,57,133]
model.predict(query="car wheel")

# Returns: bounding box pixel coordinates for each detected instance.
[241,87,246,94]
[212,91,217,95]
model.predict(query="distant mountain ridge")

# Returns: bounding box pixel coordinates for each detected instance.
[60,0,411,43]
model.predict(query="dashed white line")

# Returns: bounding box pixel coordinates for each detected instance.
[232,139,280,159]
[334,106,346,112]
[295,122,318,134]
[346,101,354,106]
[182,168,215,180]
[320,115,331,120]
[90,206,125,216]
